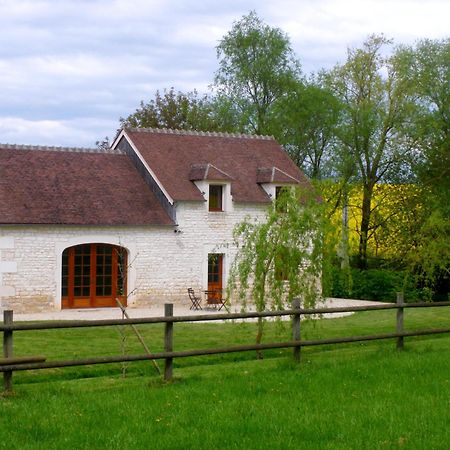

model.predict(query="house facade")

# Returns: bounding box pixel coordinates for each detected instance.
[0,128,309,313]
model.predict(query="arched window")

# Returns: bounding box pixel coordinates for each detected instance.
[62,244,127,309]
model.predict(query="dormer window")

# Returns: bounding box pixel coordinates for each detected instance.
[257,167,301,203]
[189,163,233,213]
[275,186,289,212]
[275,186,286,200]
[209,185,223,212]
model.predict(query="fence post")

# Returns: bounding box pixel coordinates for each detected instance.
[292,298,301,363]
[3,310,13,393]
[396,292,404,350]
[164,303,173,381]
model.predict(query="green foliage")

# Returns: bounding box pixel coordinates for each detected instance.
[322,178,449,300]
[325,35,414,269]
[326,263,353,298]
[351,269,409,302]
[394,39,450,288]
[214,10,301,134]
[397,38,449,198]
[120,87,226,132]
[405,207,450,290]
[327,265,443,302]
[268,78,343,179]
[228,185,331,313]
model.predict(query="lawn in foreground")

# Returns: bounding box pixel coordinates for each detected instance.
[1,308,449,449]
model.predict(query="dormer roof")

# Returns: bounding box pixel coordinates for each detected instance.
[256,166,301,184]
[189,163,234,182]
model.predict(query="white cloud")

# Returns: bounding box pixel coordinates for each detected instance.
[267,0,450,71]
[1,0,448,146]
[0,116,116,147]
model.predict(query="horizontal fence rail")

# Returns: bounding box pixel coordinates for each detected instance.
[1,302,449,332]
[2,297,450,392]
[1,328,449,373]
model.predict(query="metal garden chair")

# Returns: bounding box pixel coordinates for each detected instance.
[187,288,202,310]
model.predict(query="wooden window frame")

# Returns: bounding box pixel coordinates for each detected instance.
[207,253,224,293]
[62,244,127,308]
[208,184,224,212]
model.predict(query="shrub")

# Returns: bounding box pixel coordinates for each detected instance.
[326,264,352,298]
[327,266,425,302]
[350,269,405,302]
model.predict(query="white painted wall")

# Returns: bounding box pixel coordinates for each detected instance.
[0,201,267,312]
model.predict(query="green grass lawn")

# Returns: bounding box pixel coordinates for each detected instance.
[1,307,449,449]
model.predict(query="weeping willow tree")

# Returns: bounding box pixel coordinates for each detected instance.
[227,185,333,351]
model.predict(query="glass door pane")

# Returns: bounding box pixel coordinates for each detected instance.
[73,244,91,297]
[96,244,112,296]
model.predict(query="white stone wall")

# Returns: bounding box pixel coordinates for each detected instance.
[0,236,17,301]
[0,201,267,313]
[174,201,266,297]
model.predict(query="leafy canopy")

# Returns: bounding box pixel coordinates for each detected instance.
[268,78,343,179]
[120,87,224,132]
[325,35,414,269]
[214,11,301,134]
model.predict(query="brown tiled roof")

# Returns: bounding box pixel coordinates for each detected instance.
[125,128,309,203]
[0,145,173,225]
[188,163,234,182]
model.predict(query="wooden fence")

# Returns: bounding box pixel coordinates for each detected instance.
[1,295,450,393]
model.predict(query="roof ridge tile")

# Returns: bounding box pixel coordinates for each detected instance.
[0,143,124,154]
[125,127,274,141]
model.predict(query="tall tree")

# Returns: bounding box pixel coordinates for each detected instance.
[395,38,450,289]
[397,38,450,204]
[325,35,413,269]
[120,87,226,132]
[268,77,343,179]
[214,11,301,135]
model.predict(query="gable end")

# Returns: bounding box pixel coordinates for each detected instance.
[115,136,176,222]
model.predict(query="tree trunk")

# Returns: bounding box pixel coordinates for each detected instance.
[255,316,264,359]
[340,188,350,270]
[358,183,373,269]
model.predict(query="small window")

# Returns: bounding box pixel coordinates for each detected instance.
[275,186,288,212]
[276,186,290,200]
[209,185,223,212]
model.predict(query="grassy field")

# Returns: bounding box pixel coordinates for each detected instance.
[1,307,449,449]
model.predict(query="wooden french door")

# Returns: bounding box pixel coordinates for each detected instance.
[62,244,127,309]
[207,253,223,296]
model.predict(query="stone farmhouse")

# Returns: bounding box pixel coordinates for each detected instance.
[0,128,309,313]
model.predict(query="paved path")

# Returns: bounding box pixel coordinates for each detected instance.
[10,298,385,322]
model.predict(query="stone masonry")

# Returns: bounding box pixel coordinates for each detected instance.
[0,202,266,313]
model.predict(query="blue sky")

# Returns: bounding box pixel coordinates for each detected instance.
[1,0,449,147]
